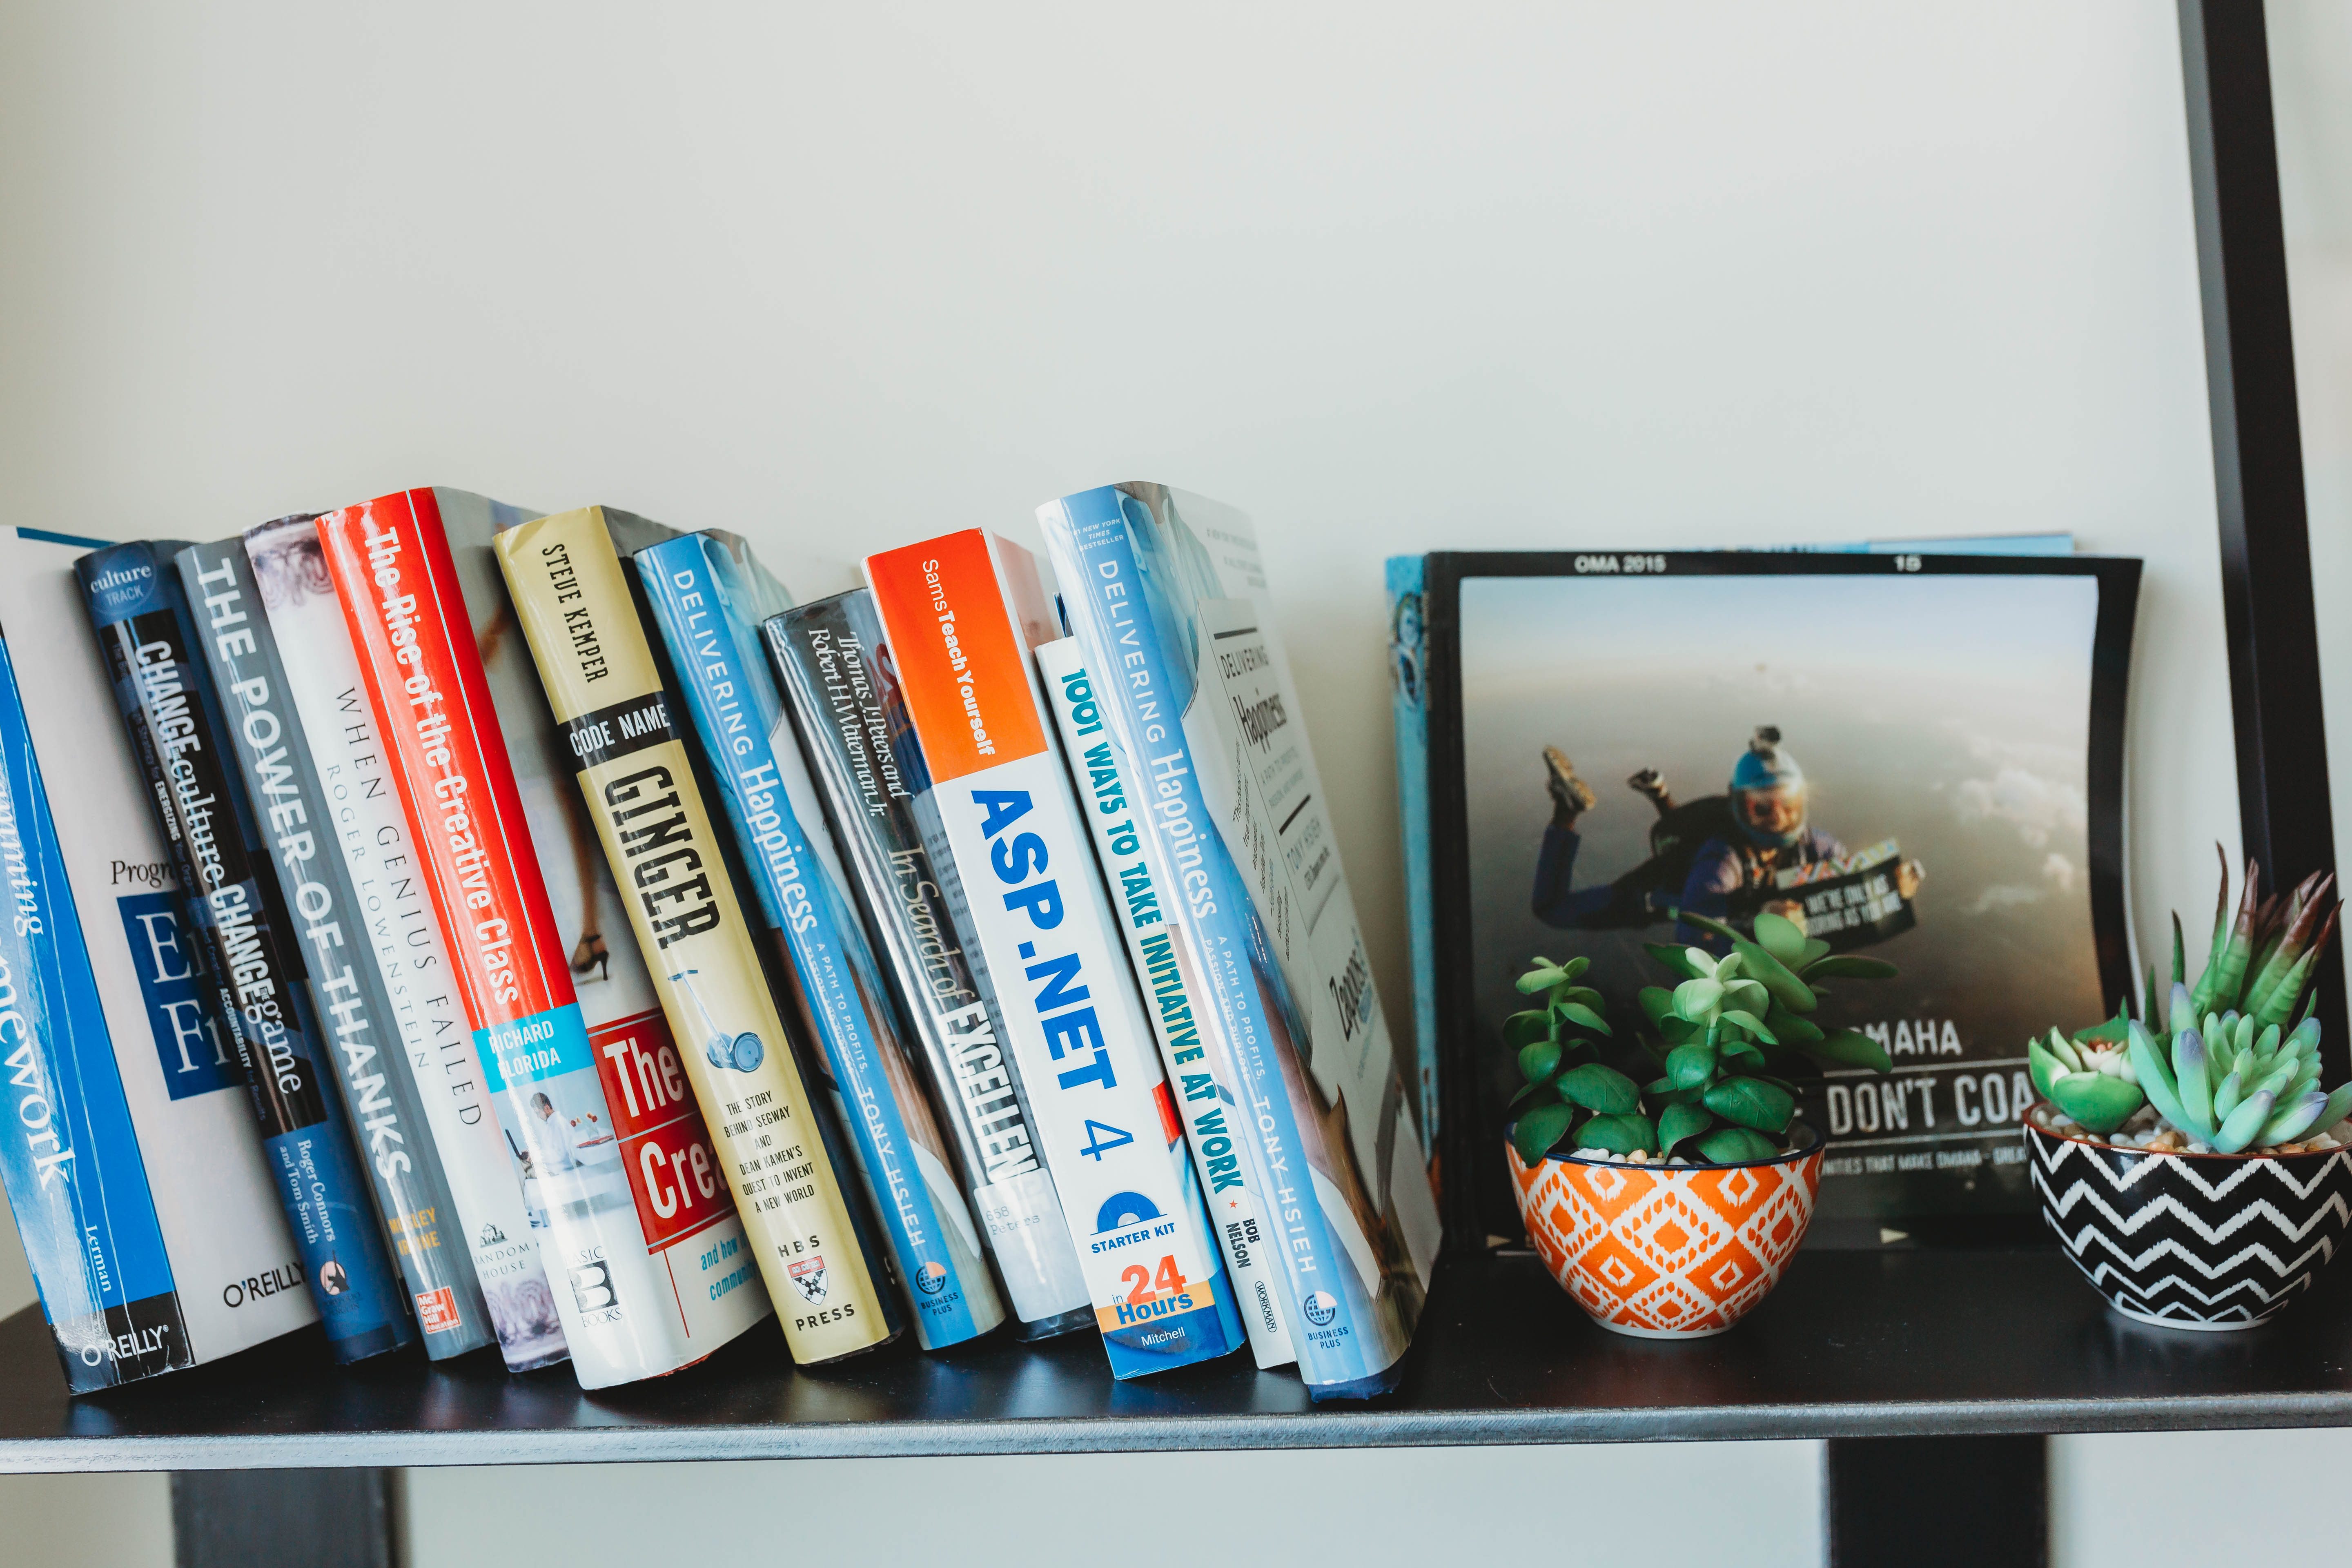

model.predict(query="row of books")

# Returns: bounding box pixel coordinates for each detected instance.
[0,484,1441,1400]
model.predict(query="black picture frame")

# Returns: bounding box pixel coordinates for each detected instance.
[1419,550,2143,1246]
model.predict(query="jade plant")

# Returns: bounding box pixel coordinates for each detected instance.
[1508,909,1898,1165]
[2031,856,2349,1152]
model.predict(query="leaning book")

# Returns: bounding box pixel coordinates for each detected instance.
[0,527,316,1392]
[865,529,1244,1379]
[316,487,770,1386]
[496,506,898,1363]
[1037,637,1296,1370]
[178,536,498,1360]
[637,531,1007,1350]
[78,539,416,1365]
[1041,483,1441,1399]
[764,589,1094,1341]
[245,513,567,1371]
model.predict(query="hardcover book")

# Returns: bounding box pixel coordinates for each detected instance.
[77,539,414,1364]
[178,537,496,1359]
[636,531,1007,1350]
[1402,550,2136,1243]
[245,513,567,1371]
[865,529,1243,1379]
[1041,484,1440,1398]
[497,507,898,1363]
[0,527,316,1392]
[1036,637,1296,1369]
[764,590,1093,1340]
[316,487,770,1388]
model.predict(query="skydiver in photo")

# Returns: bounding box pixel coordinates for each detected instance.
[1529,726,1923,952]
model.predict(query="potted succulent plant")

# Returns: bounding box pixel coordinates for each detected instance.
[1504,909,1897,1337]
[2027,856,2352,1330]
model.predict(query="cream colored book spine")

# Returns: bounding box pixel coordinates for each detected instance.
[496,507,898,1364]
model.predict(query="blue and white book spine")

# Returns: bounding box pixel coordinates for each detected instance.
[0,528,314,1392]
[865,531,1243,1378]
[243,514,568,1373]
[77,539,414,1364]
[634,530,1005,1350]
[1041,485,1438,1398]
[178,537,497,1360]
[1385,555,1440,1157]
[1036,636,1296,1370]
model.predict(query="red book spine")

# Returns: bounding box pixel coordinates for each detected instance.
[316,490,575,1033]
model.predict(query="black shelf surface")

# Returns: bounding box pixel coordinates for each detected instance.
[7,1245,2352,1471]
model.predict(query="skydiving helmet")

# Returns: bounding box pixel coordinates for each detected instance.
[1728,726,1806,849]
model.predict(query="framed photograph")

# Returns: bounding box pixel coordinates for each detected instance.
[1421,551,2140,1245]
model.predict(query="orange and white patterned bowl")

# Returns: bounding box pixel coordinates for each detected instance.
[1506,1125,1825,1338]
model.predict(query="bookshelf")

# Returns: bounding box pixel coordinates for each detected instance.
[9,1245,2352,1473]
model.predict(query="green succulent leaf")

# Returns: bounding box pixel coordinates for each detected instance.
[1803,1028,1893,1074]
[1512,1102,1576,1164]
[2073,1011,2131,1045]
[1799,938,1833,968]
[1696,1125,1781,1163]
[1658,1013,1699,1045]
[1763,1000,1824,1044]
[2214,1089,2278,1155]
[2125,1022,2199,1139]
[1517,1038,1563,1085]
[1671,978,1725,1021]
[1516,965,1570,995]
[2047,1072,2144,1137]
[1559,956,1592,981]
[1557,1062,1642,1115]
[1508,1078,1560,1113]
[1732,939,1817,1015]
[1657,1101,1714,1155]
[1703,1076,1797,1134]
[1555,1000,1612,1036]
[1719,1009,1778,1045]
[2028,1036,2062,1102]
[1575,1112,1658,1155]
[1666,1040,1718,1091]
[1637,987,1676,1027]
[1751,909,1809,966]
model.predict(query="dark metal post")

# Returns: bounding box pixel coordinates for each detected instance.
[2178,0,2346,1076]
[1824,1437,2047,1568]
[172,1469,397,1568]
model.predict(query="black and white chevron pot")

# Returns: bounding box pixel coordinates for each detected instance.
[2026,1114,2352,1329]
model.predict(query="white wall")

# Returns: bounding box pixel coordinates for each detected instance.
[0,2,2336,1563]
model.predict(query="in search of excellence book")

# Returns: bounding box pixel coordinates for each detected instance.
[316,487,769,1388]
[495,506,899,1363]
[864,529,1242,1379]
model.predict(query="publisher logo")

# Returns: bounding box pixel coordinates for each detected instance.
[415,1287,463,1334]
[569,1259,617,1314]
[1302,1291,1339,1327]
[915,1262,949,1296]
[788,1254,828,1303]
